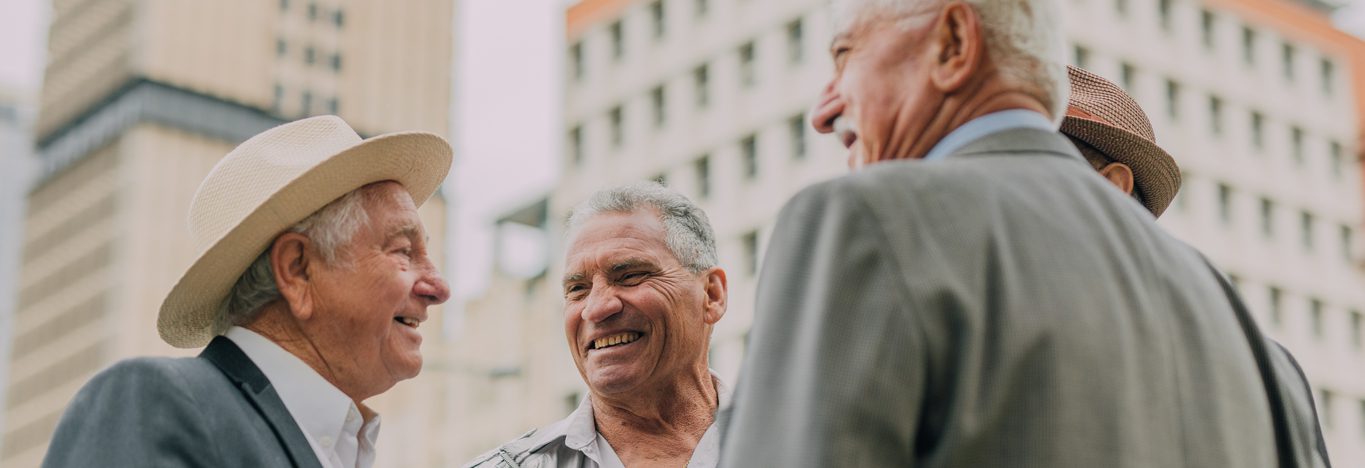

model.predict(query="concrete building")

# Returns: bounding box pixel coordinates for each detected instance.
[0,1,456,467]
[454,0,1365,464]
[0,85,38,462]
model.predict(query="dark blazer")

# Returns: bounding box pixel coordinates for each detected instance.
[720,128,1329,467]
[42,337,324,468]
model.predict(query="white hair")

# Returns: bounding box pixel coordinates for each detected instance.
[213,183,386,333]
[567,182,718,273]
[838,0,1070,125]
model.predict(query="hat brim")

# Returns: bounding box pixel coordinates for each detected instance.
[157,131,453,348]
[1062,116,1181,217]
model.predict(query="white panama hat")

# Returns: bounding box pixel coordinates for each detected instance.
[157,115,452,348]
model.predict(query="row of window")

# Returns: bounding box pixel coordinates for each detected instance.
[1193,178,1357,261]
[569,4,805,85]
[279,0,345,27]
[272,85,339,116]
[1109,0,1337,96]
[1313,390,1365,436]
[276,40,343,72]
[1233,279,1365,348]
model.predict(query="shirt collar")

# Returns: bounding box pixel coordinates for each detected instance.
[564,371,731,463]
[224,327,381,452]
[921,109,1056,161]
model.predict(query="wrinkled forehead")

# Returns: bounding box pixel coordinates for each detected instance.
[564,211,670,264]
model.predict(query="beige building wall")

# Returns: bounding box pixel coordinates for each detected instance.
[2,0,456,466]
[454,0,1365,465]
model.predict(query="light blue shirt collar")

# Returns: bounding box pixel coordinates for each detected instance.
[921,109,1056,161]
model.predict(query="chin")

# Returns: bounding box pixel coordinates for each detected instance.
[586,368,643,395]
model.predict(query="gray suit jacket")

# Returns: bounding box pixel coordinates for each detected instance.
[720,129,1329,467]
[42,337,324,468]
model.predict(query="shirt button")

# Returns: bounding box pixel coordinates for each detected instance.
[320,436,334,448]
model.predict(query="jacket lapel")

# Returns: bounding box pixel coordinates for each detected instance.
[200,336,325,468]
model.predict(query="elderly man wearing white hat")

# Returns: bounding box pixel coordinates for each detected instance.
[42,116,452,468]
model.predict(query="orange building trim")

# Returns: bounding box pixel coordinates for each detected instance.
[567,0,636,39]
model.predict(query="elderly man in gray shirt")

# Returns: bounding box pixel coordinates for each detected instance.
[465,182,730,468]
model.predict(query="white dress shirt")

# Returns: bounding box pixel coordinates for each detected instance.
[226,327,381,468]
[920,109,1057,161]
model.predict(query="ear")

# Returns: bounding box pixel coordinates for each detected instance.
[928,2,984,93]
[270,232,318,321]
[1099,162,1136,195]
[700,267,728,325]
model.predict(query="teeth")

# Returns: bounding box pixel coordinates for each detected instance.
[592,332,640,350]
[395,317,419,328]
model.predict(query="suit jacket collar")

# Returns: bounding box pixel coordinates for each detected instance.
[200,336,325,468]
[948,127,1086,163]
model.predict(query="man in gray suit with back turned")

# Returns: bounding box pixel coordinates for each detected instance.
[720,0,1330,466]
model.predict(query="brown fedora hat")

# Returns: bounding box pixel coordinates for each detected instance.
[1061,65,1181,217]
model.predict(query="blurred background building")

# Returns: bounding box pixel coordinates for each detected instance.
[0,84,38,463]
[455,0,1365,465]
[0,0,456,466]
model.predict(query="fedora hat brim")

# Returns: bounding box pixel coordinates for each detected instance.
[157,131,452,348]
[1062,116,1182,217]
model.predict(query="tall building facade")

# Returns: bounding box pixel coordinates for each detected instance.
[0,1,455,467]
[0,85,38,462]
[453,0,1365,464]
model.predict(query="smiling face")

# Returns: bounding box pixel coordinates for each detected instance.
[304,182,450,398]
[562,209,724,397]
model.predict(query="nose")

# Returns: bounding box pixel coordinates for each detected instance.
[580,285,623,324]
[811,80,844,134]
[413,268,451,306]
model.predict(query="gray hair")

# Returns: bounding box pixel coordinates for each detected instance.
[567,182,718,273]
[213,183,385,333]
[839,0,1070,124]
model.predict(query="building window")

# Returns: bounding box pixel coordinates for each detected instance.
[610,20,625,61]
[739,41,756,87]
[1330,141,1344,179]
[1209,95,1223,135]
[1351,310,1362,350]
[1310,298,1325,339]
[1242,26,1256,65]
[789,114,806,160]
[1268,286,1283,325]
[326,97,338,114]
[308,1,319,20]
[1342,224,1354,263]
[742,230,760,276]
[1260,197,1274,238]
[333,10,344,28]
[1073,45,1090,68]
[1282,42,1296,81]
[1164,79,1180,119]
[564,392,581,414]
[1250,111,1265,150]
[694,64,709,107]
[741,134,758,180]
[1320,58,1336,96]
[1115,0,1127,16]
[1290,126,1304,165]
[652,173,668,186]
[568,125,584,166]
[1301,210,1315,251]
[695,155,711,198]
[1201,9,1215,50]
[1217,183,1233,224]
[301,91,313,115]
[305,46,316,65]
[1228,274,1242,293]
[650,1,665,40]
[1319,390,1334,428]
[569,42,584,81]
[1120,62,1136,91]
[787,18,804,65]
[330,53,342,72]
[280,0,289,11]
[277,39,287,57]
[695,0,707,18]
[651,85,666,127]
[609,105,624,147]
[1158,0,1172,30]
[273,84,285,112]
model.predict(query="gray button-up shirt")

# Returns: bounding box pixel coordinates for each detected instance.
[464,373,730,468]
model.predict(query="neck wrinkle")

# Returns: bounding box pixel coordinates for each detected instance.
[246,304,372,407]
[590,367,719,456]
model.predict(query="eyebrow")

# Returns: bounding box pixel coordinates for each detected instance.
[561,258,655,286]
[388,224,425,243]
